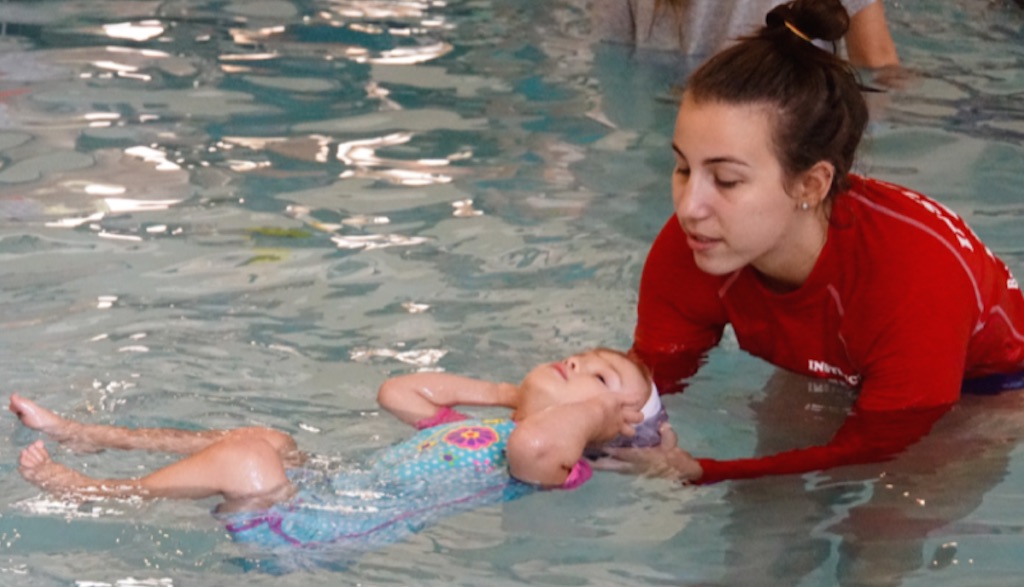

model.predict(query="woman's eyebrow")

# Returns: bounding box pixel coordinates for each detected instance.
[706,156,751,167]
[673,143,750,168]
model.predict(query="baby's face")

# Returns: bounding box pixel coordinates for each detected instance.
[521,348,650,408]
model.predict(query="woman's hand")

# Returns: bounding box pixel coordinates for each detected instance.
[594,422,703,483]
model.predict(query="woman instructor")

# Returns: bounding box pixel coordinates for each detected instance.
[615,0,1024,484]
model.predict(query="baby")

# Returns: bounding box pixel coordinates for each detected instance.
[11,347,665,550]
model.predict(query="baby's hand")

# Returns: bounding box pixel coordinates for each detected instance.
[592,392,643,442]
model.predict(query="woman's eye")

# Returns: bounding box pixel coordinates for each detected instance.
[675,166,690,177]
[715,177,740,188]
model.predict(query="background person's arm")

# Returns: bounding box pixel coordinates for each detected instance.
[845,1,900,68]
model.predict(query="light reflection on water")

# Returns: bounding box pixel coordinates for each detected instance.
[0,0,1022,585]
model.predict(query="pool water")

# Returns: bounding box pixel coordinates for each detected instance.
[0,0,1022,585]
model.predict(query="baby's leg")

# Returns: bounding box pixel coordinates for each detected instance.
[18,436,294,510]
[9,394,299,463]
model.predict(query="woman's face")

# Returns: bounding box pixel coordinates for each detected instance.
[671,94,812,281]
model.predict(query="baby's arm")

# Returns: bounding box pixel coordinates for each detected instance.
[377,372,518,427]
[507,395,637,487]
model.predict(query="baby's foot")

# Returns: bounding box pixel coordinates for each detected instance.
[9,394,98,451]
[9,394,71,437]
[18,440,98,495]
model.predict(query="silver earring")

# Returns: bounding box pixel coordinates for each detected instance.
[800,201,810,211]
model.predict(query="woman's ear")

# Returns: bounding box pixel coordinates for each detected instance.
[796,161,836,208]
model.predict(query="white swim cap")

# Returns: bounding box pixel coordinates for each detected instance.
[640,380,663,423]
[595,380,666,451]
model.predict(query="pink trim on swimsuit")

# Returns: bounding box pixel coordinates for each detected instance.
[224,513,302,545]
[414,406,470,430]
[559,459,592,490]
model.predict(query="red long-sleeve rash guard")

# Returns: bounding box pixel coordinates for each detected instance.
[634,175,1024,484]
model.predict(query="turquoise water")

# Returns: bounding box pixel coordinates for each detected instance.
[0,0,1022,585]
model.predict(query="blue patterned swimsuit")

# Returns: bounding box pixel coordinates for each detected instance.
[220,415,589,550]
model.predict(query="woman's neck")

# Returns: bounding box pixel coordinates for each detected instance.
[753,207,830,292]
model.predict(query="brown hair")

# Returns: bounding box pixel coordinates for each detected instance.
[595,347,654,388]
[685,0,869,199]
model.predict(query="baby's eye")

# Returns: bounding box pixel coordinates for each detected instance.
[596,375,607,384]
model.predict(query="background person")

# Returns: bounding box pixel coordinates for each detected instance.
[593,0,900,68]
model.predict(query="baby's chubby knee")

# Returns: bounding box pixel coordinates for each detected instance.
[227,426,298,458]
[207,435,292,501]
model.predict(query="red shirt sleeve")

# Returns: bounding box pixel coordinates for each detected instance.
[696,404,952,483]
[634,217,728,393]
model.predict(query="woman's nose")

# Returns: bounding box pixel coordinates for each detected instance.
[674,176,709,221]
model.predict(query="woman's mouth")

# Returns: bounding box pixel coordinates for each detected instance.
[685,232,721,252]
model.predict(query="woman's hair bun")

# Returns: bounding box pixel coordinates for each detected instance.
[766,0,850,42]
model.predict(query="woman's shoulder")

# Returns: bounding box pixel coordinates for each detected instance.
[838,176,981,255]
[833,175,995,297]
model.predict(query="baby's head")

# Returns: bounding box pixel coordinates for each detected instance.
[520,347,666,448]
[595,349,666,450]
[601,377,667,449]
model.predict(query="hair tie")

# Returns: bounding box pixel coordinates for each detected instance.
[784,20,813,43]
